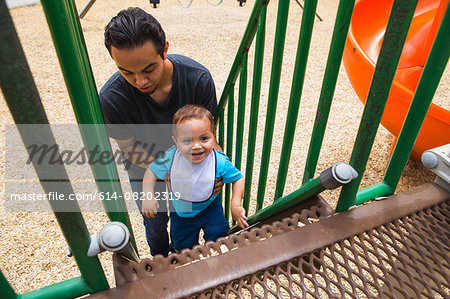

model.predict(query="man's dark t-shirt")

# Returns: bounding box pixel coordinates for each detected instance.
[99,54,217,179]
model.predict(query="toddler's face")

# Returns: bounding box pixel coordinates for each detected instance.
[172,118,215,164]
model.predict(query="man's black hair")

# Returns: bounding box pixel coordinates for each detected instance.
[104,7,166,58]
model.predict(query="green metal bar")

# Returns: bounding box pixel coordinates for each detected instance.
[302,0,356,185]
[244,5,267,213]
[354,182,393,205]
[0,269,16,299]
[226,87,235,163]
[229,176,324,234]
[383,3,450,191]
[0,1,109,293]
[235,51,248,170]
[39,0,136,250]
[274,0,319,200]
[218,109,225,149]
[218,109,225,218]
[225,87,235,220]
[336,0,418,212]
[215,0,268,122]
[19,277,91,299]
[256,0,290,211]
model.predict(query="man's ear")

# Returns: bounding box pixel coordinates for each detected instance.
[163,41,169,60]
[172,135,177,145]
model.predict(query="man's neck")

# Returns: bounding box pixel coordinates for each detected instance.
[150,58,173,106]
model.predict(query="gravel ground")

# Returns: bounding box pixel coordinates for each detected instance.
[0,0,447,294]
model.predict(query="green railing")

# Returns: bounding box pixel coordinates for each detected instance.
[216,0,449,225]
[1,0,449,297]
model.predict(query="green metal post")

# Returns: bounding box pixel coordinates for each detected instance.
[336,0,418,212]
[235,51,248,170]
[302,0,356,184]
[256,0,290,211]
[383,3,450,191]
[218,109,225,149]
[218,109,225,218]
[215,0,268,121]
[354,182,393,205]
[226,87,235,163]
[0,269,16,299]
[0,1,108,293]
[225,87,235,220]
[39,0,136,250]
[19,277,91,299]
[244,5,267,213]
[229,176,324,234]
[274,0,319,200]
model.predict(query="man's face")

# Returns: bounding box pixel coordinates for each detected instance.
[110,41,168,95]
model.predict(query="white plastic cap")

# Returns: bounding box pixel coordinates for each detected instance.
[333,162,358,183]
[102,224,126,249]
[421,151,438,169]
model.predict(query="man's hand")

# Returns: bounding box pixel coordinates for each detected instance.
[213,177,224,196]
[142,198,159,218]
[231,205,249,230]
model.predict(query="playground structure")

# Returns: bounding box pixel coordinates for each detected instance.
[344,0,450,159]
[0,0,449,298]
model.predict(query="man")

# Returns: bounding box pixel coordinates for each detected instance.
[99,7,222,257]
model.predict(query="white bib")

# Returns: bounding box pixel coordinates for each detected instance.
[169,149,216,202]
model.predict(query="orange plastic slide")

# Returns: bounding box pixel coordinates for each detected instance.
[343,0,449,159]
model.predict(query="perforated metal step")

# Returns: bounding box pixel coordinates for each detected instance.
[89,183,449,299]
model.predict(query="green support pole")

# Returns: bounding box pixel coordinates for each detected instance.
[39,0,136,250]
[383,3,450,191]
[19,277,91,299]
[256,0,290,211]
[274,0,319,200]
[0,269,16,299]
[216,0,268,121]
[336,0,418,212]
[218,109,225,149]
[302,0,356,184]
[244,5,267,213]
[229,176,324,234]
[354,182,393,205]
[225,87,235,220]
[218,108,225,217]
[235,51,248,170]
[0,1,108,293]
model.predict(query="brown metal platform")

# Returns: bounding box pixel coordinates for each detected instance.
[89,183,449,298]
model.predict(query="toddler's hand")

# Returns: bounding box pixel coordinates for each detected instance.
[231,205,249,230]
[142,198,158,218]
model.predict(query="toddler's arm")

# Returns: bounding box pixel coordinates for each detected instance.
[142,168,159,218]
[230,177,249,230]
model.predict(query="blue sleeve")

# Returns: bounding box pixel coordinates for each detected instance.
[216,151,243,184]
[149,146,176,180]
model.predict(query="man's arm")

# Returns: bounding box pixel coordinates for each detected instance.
[212,140,224,196]
[197,72,217,116]
[115,137,155,168]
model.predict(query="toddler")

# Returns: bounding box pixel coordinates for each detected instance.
[142,105,248,252]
